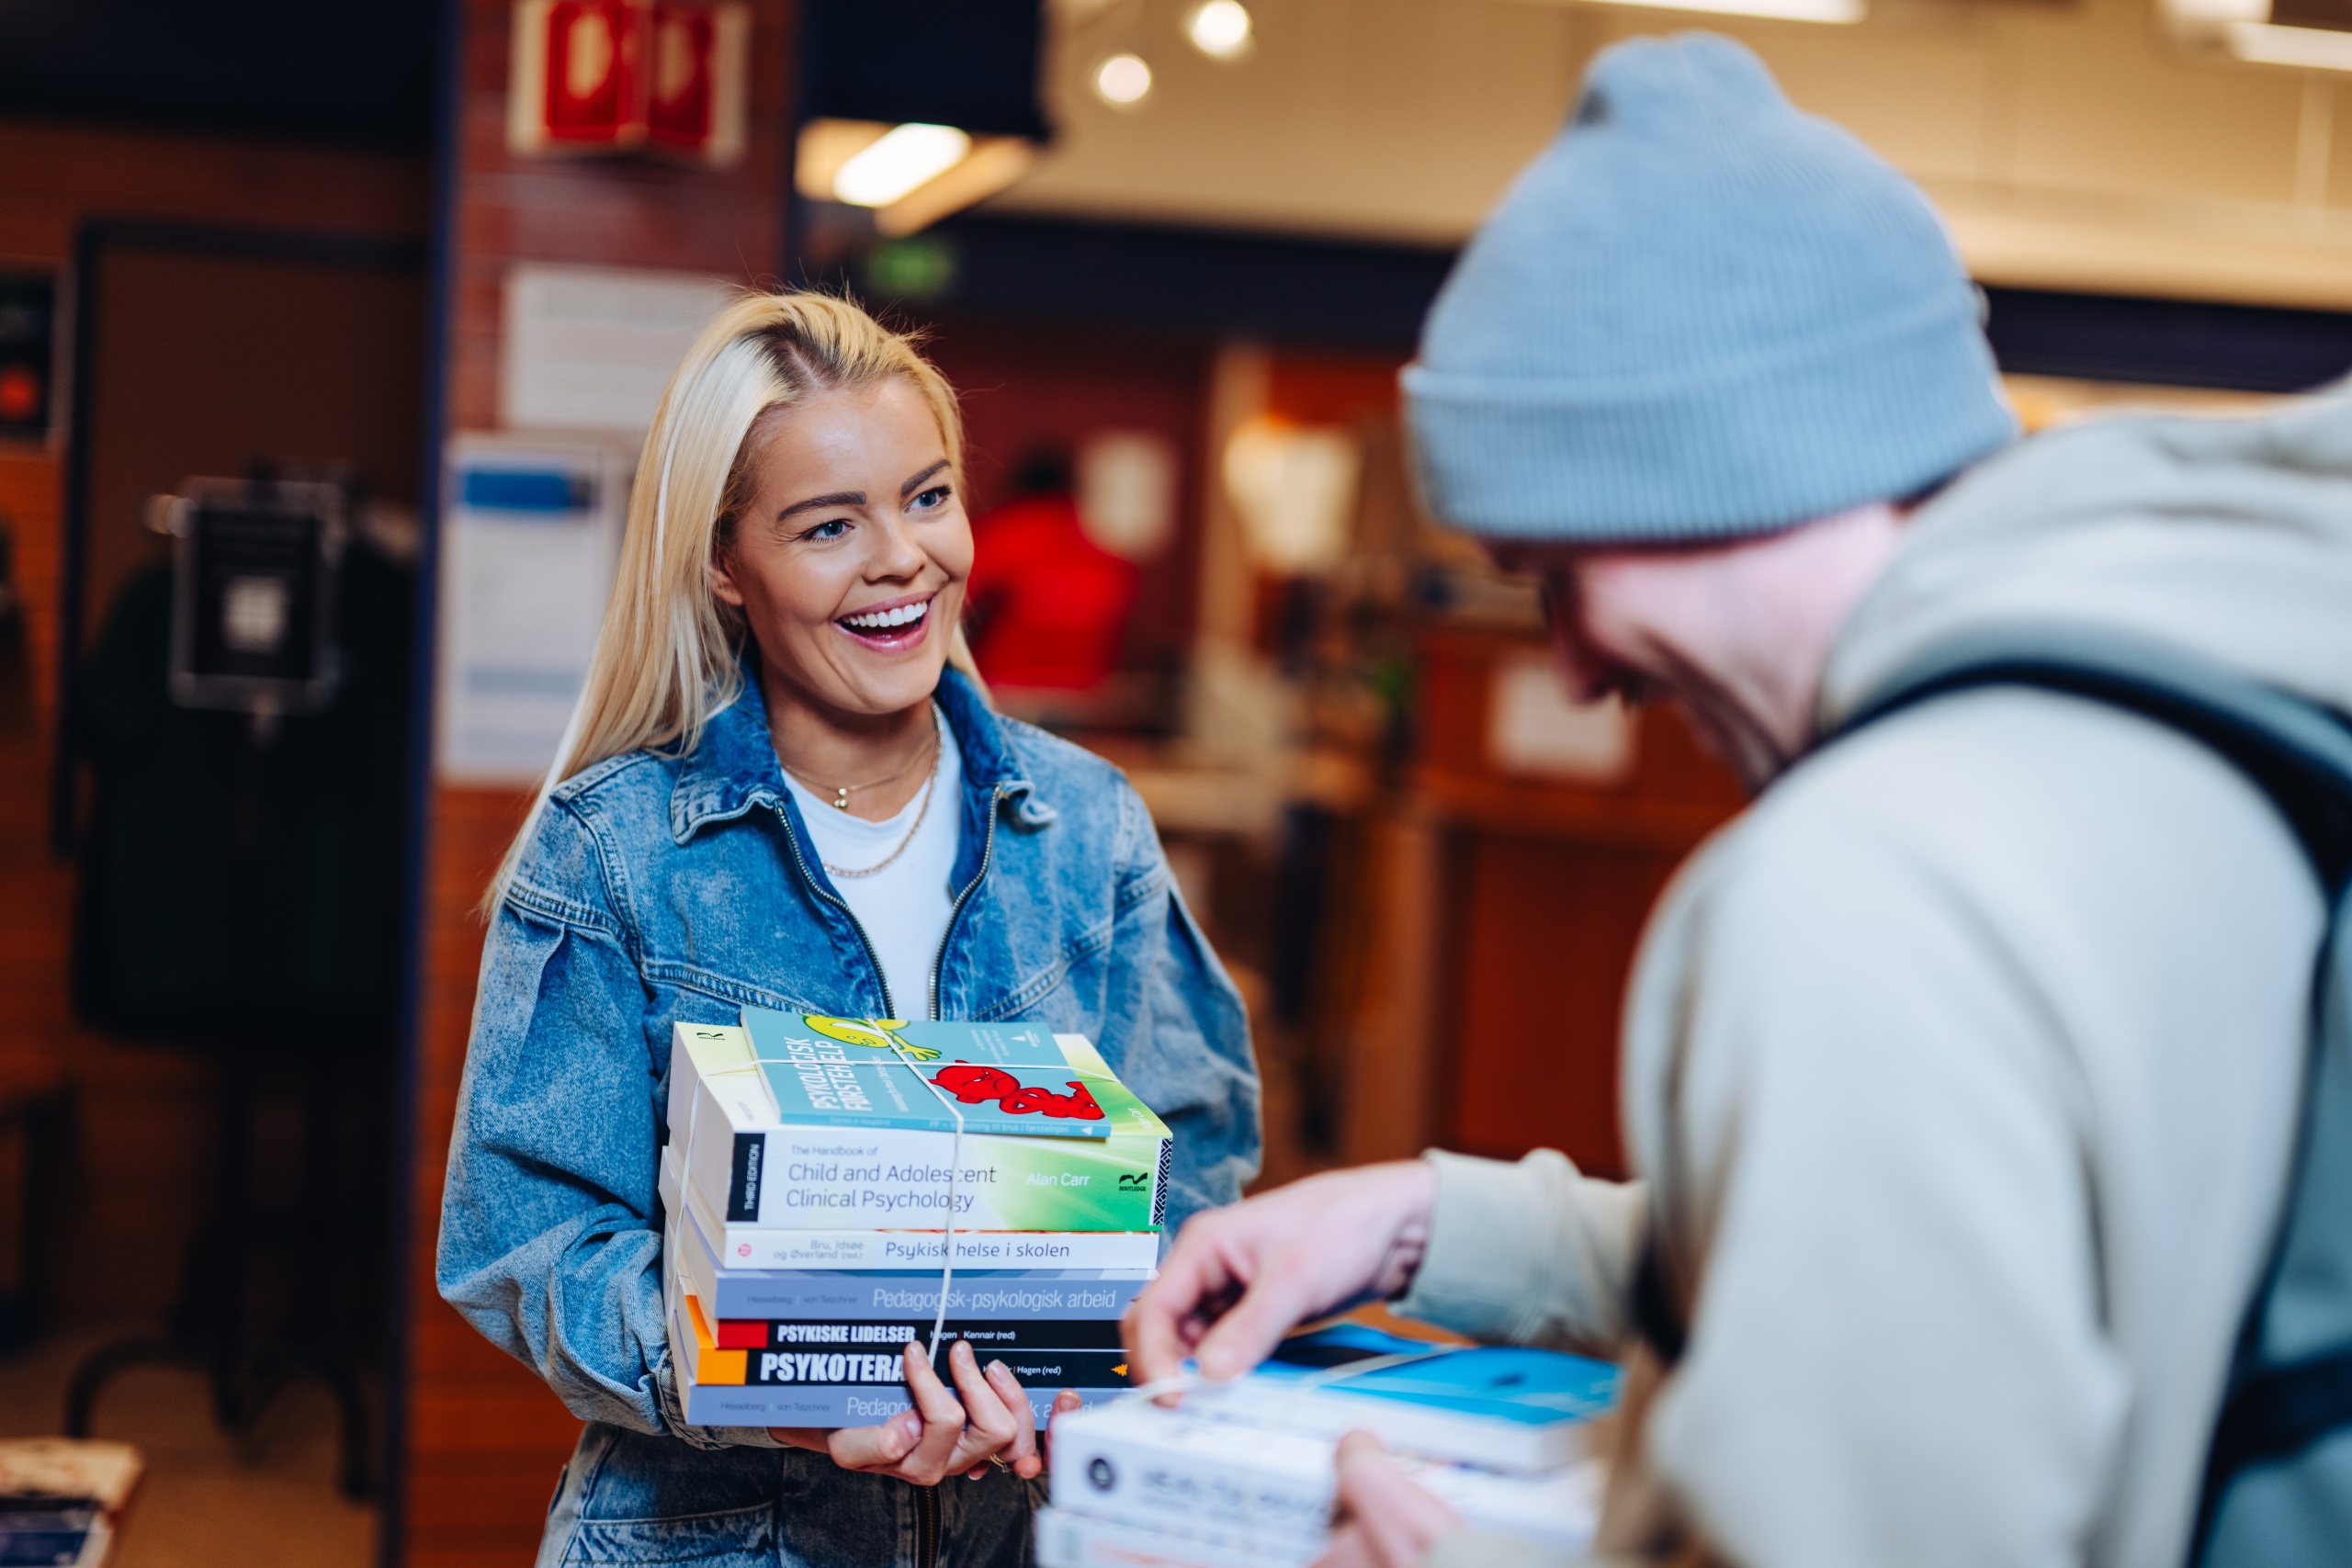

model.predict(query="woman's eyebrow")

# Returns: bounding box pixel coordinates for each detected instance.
[899,459,951,498]
[776,489,864,521]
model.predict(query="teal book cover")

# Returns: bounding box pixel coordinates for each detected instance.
[741,1010,1135,1140]
[1251,1325,1621,1427]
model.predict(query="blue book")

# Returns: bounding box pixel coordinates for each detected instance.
[741,1010,1133,1141]
[1193,1323,1621,1472]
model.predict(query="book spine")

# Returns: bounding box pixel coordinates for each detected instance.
[732,1346,1131,1390]
[1035,1507,1313,1568]
[679,1378,1125,1429]
[714,1315,1125,1350]
[709,1227,1161,1273]
[673,1196,1155,1320]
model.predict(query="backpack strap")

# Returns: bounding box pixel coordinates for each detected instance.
[1828,625,2352,887]
[1826,623,2352,1568]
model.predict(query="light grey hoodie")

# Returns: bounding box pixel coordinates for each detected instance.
[1397,393,2352,1568]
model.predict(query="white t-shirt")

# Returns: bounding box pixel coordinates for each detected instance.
[784,711,963,1021]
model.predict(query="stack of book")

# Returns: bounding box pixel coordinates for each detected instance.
[1036,1325,1618,1568]
[659,1009,1170,1428]
[0,1438,143,1568]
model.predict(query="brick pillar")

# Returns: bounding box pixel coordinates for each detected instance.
[397,5,794,1563]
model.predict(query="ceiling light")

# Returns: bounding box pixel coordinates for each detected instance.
[1185,0,1253,59]
[1094,53,1154,107]
[1572,0,1862,22]
[795,118,890,201]
[831,123,971,208]
[2226,19,2352,68]
[873,138,1039,236]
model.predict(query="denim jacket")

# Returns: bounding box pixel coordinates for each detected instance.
[436,666,1261,1567]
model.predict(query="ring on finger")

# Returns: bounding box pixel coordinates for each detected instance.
[988,1454,1012,1472]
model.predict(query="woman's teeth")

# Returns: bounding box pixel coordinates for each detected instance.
[842,601,929,632]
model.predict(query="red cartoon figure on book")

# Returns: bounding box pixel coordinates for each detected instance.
[930,1061,1106,1121]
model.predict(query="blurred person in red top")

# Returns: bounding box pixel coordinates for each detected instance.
[963,447,1138,690]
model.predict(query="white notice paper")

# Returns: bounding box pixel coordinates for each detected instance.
[1487,651,1635,783]
[435,434,628,783]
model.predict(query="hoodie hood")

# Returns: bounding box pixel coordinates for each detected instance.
[1820,389,2352,732]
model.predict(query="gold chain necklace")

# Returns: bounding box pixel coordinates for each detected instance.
[820,750,941,879]
[785,706,945,880]
[781,708,940,811]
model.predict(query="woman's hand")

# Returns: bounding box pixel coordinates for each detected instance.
[770,1340,1080,1483]
[1313,1431,1463,1568]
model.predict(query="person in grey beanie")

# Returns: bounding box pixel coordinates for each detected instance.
[1126,30,2352,1568]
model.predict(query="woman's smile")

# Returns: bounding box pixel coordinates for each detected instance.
[835,591,934,650]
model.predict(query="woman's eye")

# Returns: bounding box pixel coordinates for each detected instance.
[803,518,850,540]
[911,485,952,513]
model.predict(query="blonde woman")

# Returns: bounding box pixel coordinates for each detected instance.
[436,293,1261,1568]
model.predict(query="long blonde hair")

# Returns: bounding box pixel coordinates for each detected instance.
[483,290,985,911]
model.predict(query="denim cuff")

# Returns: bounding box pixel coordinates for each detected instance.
[651,1358,786,1450]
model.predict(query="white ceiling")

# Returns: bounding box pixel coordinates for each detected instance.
[986,0,2352,308]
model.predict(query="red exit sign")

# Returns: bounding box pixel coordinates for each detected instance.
[508,0,748,165]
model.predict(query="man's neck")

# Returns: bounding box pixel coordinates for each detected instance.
[1709,502,1908,781]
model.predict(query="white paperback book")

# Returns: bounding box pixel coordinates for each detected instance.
[1048,1400,1602,1556]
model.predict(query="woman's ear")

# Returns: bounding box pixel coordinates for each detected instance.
[708,547,749,609]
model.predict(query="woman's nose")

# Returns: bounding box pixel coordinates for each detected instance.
[867,518,929,580]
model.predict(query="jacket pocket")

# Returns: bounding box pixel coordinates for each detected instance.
[560,1501,776,1565]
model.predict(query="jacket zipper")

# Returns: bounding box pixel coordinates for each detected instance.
[917,1485,941,1568]
[926,784,1004,1021]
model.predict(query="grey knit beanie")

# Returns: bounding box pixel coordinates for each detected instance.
[1402,33,2016,543]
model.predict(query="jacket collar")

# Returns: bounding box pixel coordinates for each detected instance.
[667,658,1037,844]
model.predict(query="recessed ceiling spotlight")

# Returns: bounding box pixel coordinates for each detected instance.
[1185,0,1253,60]
[1094,52,1154,106]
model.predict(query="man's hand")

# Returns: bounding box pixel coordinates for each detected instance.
[1314,1431,1463,1568]
[771,1339,1078,1483]
[1125,1161,1438,1385]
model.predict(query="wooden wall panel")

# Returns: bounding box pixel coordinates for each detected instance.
[1442,833,1684,1178]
